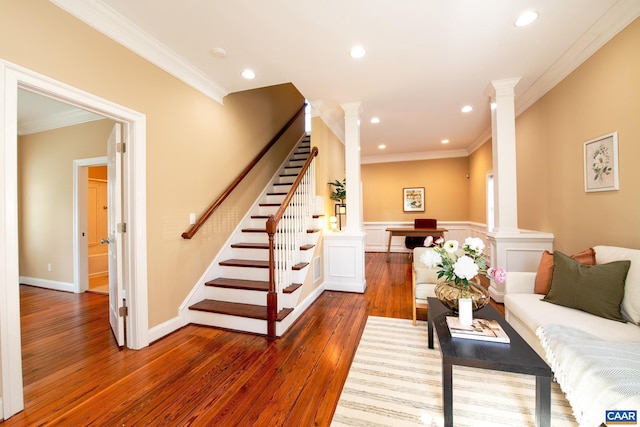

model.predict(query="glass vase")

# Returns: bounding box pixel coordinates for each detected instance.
[434,279,490,313]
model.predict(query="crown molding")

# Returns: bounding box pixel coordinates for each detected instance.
[50,0,228,104]
[18,109,104,135]
[515,0,640,116]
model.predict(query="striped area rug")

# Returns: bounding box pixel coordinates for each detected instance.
[331,316,577,427]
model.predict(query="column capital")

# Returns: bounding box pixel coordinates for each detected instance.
[485,77,522,99]
[340,101,363,117]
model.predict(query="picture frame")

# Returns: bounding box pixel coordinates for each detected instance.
[403,187,425,212]
[583,132,619,192]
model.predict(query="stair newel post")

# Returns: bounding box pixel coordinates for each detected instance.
[266,216,278,340]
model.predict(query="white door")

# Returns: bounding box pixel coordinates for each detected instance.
[107,123,125,346]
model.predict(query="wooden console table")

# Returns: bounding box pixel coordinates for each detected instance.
[385,227,447,262]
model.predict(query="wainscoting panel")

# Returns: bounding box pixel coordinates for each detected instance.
[363,221,484,253]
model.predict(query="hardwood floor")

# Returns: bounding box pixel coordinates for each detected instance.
[3,252,504,426]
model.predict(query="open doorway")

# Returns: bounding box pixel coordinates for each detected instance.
[87,165,109,294]
[1,59,149,419]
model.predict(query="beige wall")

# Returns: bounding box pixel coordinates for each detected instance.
[362,157,471,223]
[515,17,640,253]
[2,0,304,328]
[311,117,346,229]
[468,140,492,224]
[18,119,113,282]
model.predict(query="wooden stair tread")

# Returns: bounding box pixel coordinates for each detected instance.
[220,259,269,268]
[189,300,292,321]
[283,283,302,294]
[292,262,309,271]
[231,242,269,249]
[241,228,267,232]
[232,242,314,251]
[205,278,269,291]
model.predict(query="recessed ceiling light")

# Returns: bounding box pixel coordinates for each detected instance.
[378,144,386,149]
[210,47,227,59]
[461,105,473,113]
[241,69,256,79]
[370,117,380,124]
[350,45,366,59]
[441,139,450,144]
[515,10,538,27]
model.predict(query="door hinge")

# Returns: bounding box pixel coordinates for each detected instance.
[116,142,126,153]
[119,306,128,317]
[118,223,127,233]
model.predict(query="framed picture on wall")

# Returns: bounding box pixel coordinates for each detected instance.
[584,131,619,192]
[403,187,425,212]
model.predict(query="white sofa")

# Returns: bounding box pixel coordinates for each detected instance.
[504,245,640,426]
[504,245,640,357]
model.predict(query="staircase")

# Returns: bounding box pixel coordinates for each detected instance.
[187,135,321,338]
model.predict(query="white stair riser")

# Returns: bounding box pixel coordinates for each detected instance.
[218,265,269,281]
[273,184,292,193]
[284,166,301,175]
[204,287,267,305]
[190,311,267,335]
[238,233,268,244]
[258,205,278,216]
[231,247,269,261]
[278,176,295,184]
[264,194,285,204]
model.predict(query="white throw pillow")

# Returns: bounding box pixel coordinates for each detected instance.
[594,245,640,324]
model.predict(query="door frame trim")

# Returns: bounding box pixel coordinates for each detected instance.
[74,157,108,293]
[0,59,149,419]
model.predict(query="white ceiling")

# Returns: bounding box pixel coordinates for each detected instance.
[49,0,640,162]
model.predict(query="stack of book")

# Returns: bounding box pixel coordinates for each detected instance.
[446,316,510,343]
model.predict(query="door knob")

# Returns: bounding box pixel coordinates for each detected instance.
[100,238,110,244]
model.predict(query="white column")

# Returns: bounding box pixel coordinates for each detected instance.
[485,78,554,302]
[340,101,363,232]
[487,78,520,234]
[323,101,366,293]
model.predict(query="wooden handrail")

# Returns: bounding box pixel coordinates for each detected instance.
[266,146,318,339]
[182,103,306,239]
[266,147,319,235]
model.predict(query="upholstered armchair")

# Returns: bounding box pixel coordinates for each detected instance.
[412,247,444,326]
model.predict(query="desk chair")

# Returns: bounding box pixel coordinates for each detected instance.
[405,218,438,253]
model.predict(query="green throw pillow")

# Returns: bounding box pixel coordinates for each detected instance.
[543,251,630,322]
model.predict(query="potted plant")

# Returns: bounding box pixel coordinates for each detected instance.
[328,179,346,230]
[328,178,346,204]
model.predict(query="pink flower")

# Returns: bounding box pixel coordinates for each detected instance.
[488,267,507,283]
[424,235,434,247]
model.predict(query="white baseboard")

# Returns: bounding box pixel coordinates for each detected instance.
[19,276,75,293]
[324,280,367,293]
[147,315,188,344]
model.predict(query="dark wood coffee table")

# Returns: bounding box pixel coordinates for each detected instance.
[427,297,552,427]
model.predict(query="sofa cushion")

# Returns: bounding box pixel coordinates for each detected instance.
[594,245,640,325]
[534,248,595,294]
[415,268,441,284]
[543,251,629,322]
[415,283,436,300]
[505,293,640,343]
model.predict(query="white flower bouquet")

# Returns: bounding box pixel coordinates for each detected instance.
[420,236,506,290]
